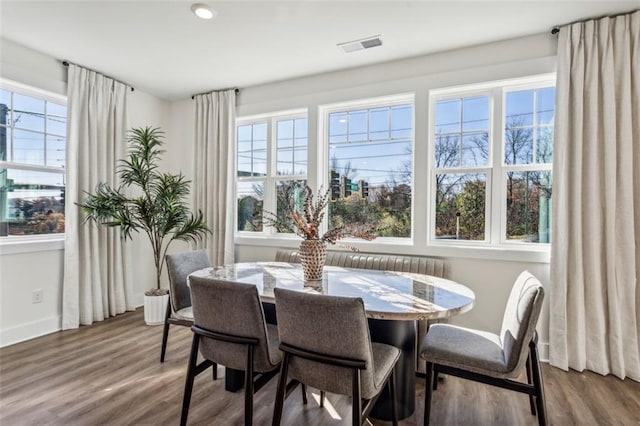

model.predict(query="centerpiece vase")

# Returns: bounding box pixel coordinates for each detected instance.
[299,239,327,281]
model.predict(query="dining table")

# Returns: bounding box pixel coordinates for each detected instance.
[189,261,475,421]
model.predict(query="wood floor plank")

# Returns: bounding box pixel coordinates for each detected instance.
[1,309,638,425]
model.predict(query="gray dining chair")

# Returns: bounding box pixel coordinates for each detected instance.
[181,276,283,426]
[272,288,401,426]
[161,250,211,363]
[420,271,547,425]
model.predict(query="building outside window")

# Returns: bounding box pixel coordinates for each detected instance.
[0,82,67,238]
[431,75,555,245]
[236,112,308,234]
[324,96,413,239]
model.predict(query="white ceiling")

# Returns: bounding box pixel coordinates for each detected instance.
[1,1,638,100]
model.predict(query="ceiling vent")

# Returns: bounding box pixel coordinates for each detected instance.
[338,35,383,53]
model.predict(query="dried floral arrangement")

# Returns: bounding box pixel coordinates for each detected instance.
[262,185,376,247]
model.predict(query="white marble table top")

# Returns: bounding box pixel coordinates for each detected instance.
[189,262,475,321]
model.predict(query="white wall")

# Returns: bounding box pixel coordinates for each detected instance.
[0,39,171,347]
[223,33,558,358]
[2,32,559,355]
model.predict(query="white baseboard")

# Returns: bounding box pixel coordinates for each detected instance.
[134,292,145,308]
[0,315,61,348]
[539,341,549,363]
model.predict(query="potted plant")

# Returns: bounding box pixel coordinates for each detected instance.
[78,126,210,325]
[263,185,375,281]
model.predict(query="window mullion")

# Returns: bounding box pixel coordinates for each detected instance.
[43,101,47,167]
[491,87,504,245]
[265,119,276,235]
[532,90,538,164]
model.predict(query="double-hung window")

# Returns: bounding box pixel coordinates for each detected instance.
[0,81,67,238]
[431,75,555,245]
[324,95,414,239]
[236,111,308,234]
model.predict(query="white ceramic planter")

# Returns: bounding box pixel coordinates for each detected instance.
[144,294,169,326]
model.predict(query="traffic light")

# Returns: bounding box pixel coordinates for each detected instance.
[359,180,369,198]
[330,169,340,202]
[341,175,352,198]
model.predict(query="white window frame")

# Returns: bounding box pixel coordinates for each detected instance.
[319,93,415,244]
[428,74,556,249]
[235,109,308,238]
[0,78,67,245]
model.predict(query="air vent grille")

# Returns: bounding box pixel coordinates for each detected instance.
[338,35,383,53]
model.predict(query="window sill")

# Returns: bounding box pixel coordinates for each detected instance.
[0,235,65,255]
[422,242,550,263]
[234,235,550,264]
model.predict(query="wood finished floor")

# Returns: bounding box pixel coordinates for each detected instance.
[1,309,639,426]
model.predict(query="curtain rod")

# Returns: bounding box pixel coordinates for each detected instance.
[191,88,240,100]
[62,60,135,92]
[550,8,638,34]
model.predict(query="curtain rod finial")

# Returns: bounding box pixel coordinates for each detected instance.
[551,27,560,35]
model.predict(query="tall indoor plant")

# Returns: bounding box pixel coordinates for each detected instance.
[78,126,210,323]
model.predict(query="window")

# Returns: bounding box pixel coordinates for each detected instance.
[234,77,552,256]
[325,96,413,239]
[236,112,308,233]
[0,82,67,237]
[433,95,490,241]
[431,76,555,245]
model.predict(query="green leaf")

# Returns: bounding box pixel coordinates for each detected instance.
[77,126,211,290]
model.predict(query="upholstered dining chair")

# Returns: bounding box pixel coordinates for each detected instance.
[420,271,547,426]
[181,276,284,426]
[161,250,211,362]
[272,288,400,426]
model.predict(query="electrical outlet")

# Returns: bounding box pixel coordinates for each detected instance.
[32,289,43,304]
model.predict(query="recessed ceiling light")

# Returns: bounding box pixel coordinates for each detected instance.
[191,3,216,20]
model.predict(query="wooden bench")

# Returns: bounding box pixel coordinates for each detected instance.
[274,249,449,374]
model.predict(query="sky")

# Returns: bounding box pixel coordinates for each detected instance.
[1,88,67,191]
[236,85,555,197]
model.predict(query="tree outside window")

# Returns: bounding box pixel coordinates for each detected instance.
[504,87,555,243]
[235,115,308,234]
[433,95,490,241]
[432,80,555,244]
[327,101,413,238]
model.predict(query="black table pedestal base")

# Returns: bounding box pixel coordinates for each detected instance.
[368,318,416,421]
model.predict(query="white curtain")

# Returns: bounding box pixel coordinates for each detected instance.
[62,64,134,329]
[193,90,236,266]
[550,11,640,381]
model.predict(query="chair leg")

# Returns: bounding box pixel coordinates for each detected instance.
[320,391,325,407]
[160,298,172,362]
[424,361,434,426]
[244,345,255,426]
[433,370,439,390]
[529,341,547,426]
[180,334,200,426]
[388,369,398,426]
[212,362,218,381]
[352,368,361,426]
[525,356,536,415]
[301,383,308,405]
[272,352,290,426]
